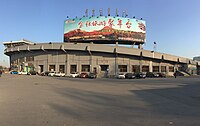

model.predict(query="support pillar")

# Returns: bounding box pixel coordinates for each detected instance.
[166,66,169,74]
[149,61,153,72]
[66,53,70,76]
[159,63,162,73]
[115,53,118,76]
[139,60,142,72]
[138,44,143,49]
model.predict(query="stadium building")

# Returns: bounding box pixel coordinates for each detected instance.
[3,15,200,77]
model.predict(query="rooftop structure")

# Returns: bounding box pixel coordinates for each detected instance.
[3,39,34,48]
[193,56,200,61]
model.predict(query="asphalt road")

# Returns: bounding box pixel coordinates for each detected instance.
[0,74,200,126]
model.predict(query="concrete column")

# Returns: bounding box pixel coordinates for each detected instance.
[174,65,177,72]
[18,58,20,71]
[174,64,177,71]
[78,55,81,73]
[56,52,59,72]
[116,42,118,46]
[139,60,142,72]
[66,53,70,76]
[149,61,153,72]
[114,47,118,76]
[159,63,162,73]
[46,54,49,71]
[91,55,97,73]
[90,54,93,73]
[128,59,131,73]
[132,42,135,48]
[138,44,143,49]
[149,51,154,72]
[115,53,118,75]
[166,66,169,73]
[9,56,11,69]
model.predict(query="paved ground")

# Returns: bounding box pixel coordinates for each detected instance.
[0,74,200,126]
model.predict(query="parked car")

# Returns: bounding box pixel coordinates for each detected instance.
[48,71,56,77]
[69,72,79,78]
[0,70,2,77]
[10,71,18,74]
[18,71,28,75]
[40,71,50,76]
[80,73,89,78]
[157,73,166,78]
[135,72,146,79]
[54,72,65,77]
[146,72,159,78]
[117,73,126,79]
[125,73,136,79]
[88,73,97,79]
[27,71,37,75]
[153,73,159,77]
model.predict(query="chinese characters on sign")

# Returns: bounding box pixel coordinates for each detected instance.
[78,18,134,29]
[64,16,146,44]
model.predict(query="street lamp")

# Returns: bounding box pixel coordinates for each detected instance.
[153,41,157,52]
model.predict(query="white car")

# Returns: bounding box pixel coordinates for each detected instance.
[18,71,28,75]
[117,73,126,79]
[48,72,56,77]
[54,72,65,77]
[69,72,79,78]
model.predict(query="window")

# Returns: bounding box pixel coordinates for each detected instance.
[142,66,149,72]
[39,65,44,72]
[153,66,159,72]
[26,56,34,62]
[70,65,77,73]
[49,65,55,71]
[59,65,65,73]
[100,65,109,71]
[118,65,127,72]
[81,65,90,72]
[132,65,140,73]
[169,66,174,72]
[161,66,166,72]
[19,58,24,63]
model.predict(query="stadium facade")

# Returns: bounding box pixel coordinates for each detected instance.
[3,15,200,77]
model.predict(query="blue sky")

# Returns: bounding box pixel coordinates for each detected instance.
[1,0,200,67]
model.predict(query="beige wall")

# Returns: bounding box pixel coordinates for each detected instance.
[6,43,199,76]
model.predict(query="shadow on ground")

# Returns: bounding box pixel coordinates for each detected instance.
[48,77,200,125]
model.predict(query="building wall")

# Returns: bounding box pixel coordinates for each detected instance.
[6,43,199,76]
[9,49,188,77]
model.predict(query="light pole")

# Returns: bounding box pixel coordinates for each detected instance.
[153,41,157,52]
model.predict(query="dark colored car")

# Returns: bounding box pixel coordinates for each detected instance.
[40,71,50,76]
[125,73,135,79]
[10,71,18,74]
[135,72,146,79]
[80,73,89,78]
[146,72,159,78]
[88,73,97,79]
[27,71,37,75]
[157,73,166,78]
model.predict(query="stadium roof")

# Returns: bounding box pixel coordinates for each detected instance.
[3,39,34,48]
